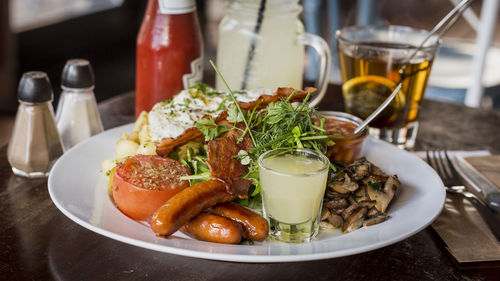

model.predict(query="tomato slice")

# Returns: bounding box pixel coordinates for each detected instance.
[112,155,190,221]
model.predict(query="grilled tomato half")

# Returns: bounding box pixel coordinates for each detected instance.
[112,155,190,221]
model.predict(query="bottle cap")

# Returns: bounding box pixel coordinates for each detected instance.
[61,59,95,89]
[17,71,54,103]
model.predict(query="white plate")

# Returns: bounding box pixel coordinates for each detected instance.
[48,124,445,263]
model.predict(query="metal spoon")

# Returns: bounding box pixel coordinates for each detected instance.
[400,0,475,76]
[354,83,402,135]
[354,0,474,135]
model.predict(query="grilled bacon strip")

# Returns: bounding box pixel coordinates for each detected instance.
[155,127,203,157]
[206,127,253,199]
[155,111,229,157]
[238,87,317,110]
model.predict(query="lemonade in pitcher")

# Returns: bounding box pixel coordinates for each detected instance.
[216,0,304,91]
[215,0,331,107]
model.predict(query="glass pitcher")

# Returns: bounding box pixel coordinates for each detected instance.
[216,0,331,106]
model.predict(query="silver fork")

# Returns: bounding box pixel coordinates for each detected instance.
[426,150,500,243]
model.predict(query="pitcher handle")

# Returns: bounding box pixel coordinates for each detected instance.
[298,33,331,107]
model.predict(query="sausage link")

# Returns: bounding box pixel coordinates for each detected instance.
[180,213,243,244]
[150,179,234,236]
[210,202,269,241]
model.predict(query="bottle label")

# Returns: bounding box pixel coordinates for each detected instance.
[158,0,196,14]
[183,56,203,89]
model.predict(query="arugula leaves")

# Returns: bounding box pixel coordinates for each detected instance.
[168,140,211,186]
[195,117,229,142]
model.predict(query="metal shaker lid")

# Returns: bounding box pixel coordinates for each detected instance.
[17,71,53,103]
[61,59,95,89]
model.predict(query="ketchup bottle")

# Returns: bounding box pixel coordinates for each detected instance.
[136,0,203,116]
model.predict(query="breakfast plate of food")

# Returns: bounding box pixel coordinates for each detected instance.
[48,84,445,263]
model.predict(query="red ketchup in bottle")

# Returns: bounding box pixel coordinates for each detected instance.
[136,0,203,116]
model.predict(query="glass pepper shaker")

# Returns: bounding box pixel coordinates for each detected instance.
[55,59,103,150]
[7,71,64,178]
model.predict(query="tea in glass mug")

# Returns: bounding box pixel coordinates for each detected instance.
[216,0,331,107]
[336,25,440,149]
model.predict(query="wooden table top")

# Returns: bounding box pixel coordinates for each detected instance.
[1,84,500,280]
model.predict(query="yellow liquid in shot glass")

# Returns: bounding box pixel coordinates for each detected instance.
[259,154,328,242]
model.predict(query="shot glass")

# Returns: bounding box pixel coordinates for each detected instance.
[336,25,440,150]
[258,148,329,243]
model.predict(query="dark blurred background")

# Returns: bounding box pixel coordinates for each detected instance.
[1,0,146,114]
[0,0,498,120]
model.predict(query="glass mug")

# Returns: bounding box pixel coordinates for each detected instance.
[216,0,331,107]
[336,25,440,150]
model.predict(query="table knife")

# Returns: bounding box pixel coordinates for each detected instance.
[453,155,500,213]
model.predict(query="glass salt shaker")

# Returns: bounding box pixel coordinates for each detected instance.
[7,72,64,178]
[56,59,103,150]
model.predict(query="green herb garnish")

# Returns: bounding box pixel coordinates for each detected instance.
[210,60,256,145]
[189,82,220,97]
[195,117,229,142]
[227,103,245,123]
[249,93,333,155]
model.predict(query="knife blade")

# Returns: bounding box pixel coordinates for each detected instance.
[453,155,500,213]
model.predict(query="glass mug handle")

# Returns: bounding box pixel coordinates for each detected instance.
[298,33,331,107]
